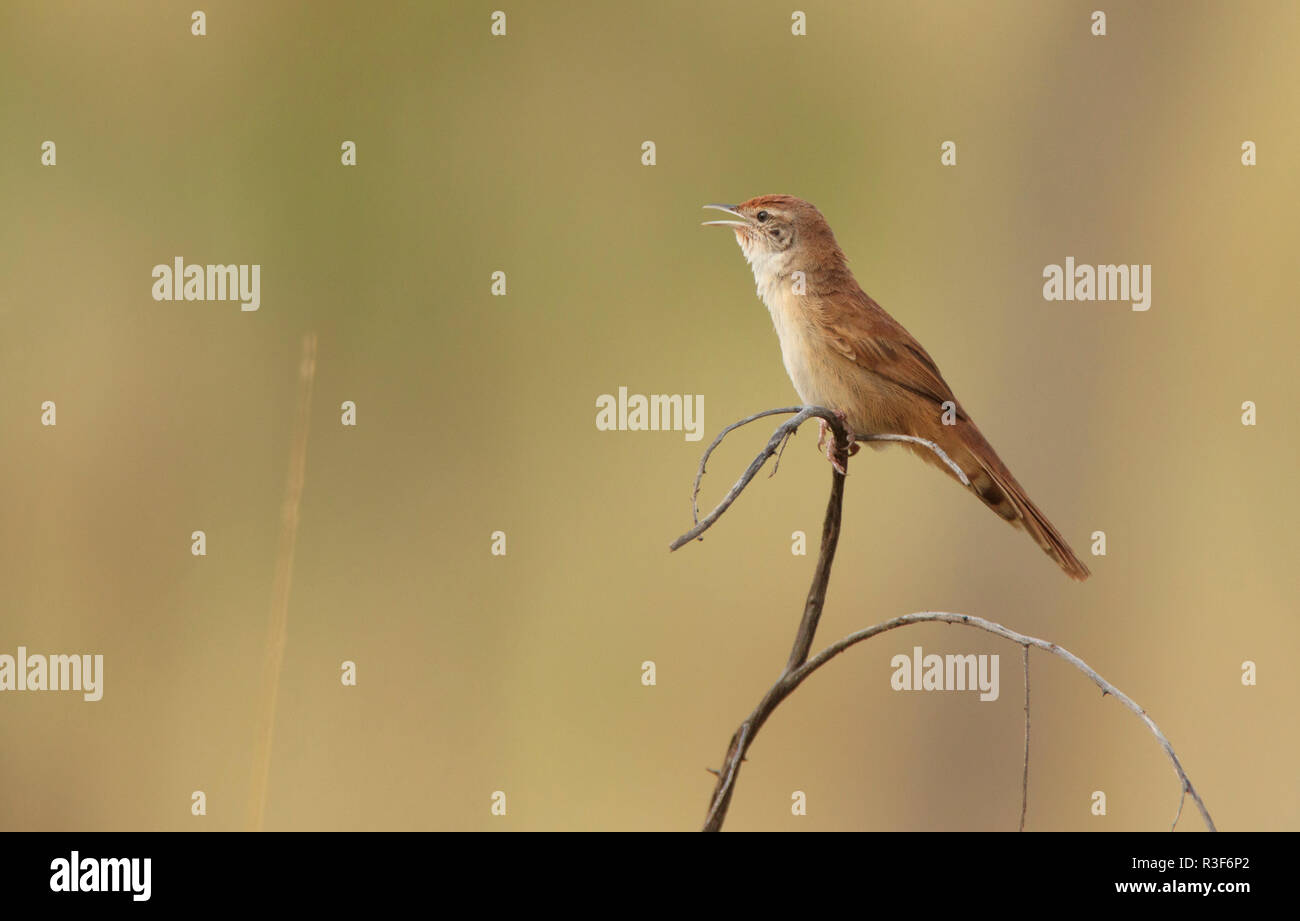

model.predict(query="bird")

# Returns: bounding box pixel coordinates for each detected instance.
[703,194,1090,581]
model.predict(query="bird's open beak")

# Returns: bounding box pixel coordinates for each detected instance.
[701,203,748,228]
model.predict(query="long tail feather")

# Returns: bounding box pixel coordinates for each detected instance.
[911,421,1090,581]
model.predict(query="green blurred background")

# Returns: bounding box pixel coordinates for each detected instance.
[1,0,1296,831]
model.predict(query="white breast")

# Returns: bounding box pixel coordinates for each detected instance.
[743,248,827,406]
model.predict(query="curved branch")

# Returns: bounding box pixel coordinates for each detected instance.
[688,407,805,528]
[855,433,970,485]
[704,612,1217,833]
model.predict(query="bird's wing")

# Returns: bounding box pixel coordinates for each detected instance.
[810,289,965,417]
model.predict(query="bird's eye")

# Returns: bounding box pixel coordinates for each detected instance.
[756,210,769,222]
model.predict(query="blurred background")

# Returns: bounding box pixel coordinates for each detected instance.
[1,0,1295,831]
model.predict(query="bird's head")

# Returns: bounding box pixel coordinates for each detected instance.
[702,195,839,277]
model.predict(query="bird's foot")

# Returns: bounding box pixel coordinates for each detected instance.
[819,412,858,474]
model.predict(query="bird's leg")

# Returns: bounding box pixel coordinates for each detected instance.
[819,411,858,475]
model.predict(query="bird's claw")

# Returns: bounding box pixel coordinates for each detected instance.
[819,412,856,474]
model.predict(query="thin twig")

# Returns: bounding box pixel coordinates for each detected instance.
[248,333,317,832]
[673,407,966,551]
[856,433,970,486]
[1172,786,1188,831]
[1020,644,1030,832]
[768,427,796,479]
[691,408,800,528]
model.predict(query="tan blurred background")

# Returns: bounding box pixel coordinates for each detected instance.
[1,0,1296,831]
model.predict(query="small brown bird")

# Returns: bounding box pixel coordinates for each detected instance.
[704,194,1089,581]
